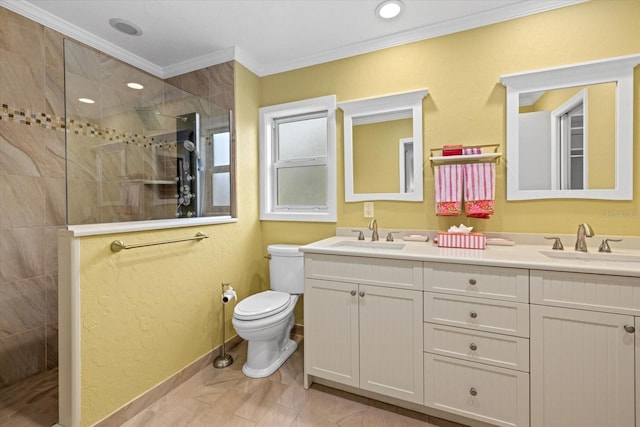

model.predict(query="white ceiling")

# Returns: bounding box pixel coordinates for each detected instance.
[2,0,584,78]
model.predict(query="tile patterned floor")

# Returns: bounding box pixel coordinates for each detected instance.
[0,335,468,426]
[0,367,58,427]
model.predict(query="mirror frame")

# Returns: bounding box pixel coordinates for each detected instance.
[500,54,640,200]
[339,89,428,202]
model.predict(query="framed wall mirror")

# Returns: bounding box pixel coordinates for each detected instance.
[339,90,427,202]
[500,54,640,200]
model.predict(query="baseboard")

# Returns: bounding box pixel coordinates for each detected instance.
[93,335,243,427]
[292,323,304,337]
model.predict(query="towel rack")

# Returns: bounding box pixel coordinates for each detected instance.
[110,232,209,252]
[429,144,502,167]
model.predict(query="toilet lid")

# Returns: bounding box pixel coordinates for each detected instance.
[234,290,291,321]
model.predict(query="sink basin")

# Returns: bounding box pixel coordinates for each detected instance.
[332,240,406,250]
[539,250,640,264]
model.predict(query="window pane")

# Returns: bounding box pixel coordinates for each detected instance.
[277,165,326,205]
[212,172,230,206]
[213,132,230,166]
[278,116,327,160]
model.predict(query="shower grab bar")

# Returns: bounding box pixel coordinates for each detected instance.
[110,232,209,252]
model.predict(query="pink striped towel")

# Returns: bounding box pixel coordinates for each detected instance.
[434,164,463,216]
[462,148,495,219]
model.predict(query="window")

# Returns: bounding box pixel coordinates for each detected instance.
[259,95,336,221]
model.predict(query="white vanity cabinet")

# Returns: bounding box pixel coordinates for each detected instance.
[304,254,424,404]
[530,270,639,427]
[423,262,530,427]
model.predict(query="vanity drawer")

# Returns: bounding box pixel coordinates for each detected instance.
[424,293,529,337]
[425,354,530,427]
[304,254,423,290]
[424,323,529,372]
[530,270,640,315]
[424,262,529,302]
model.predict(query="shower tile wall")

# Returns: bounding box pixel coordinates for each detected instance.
[166,61,236,216]
[0,8,66,387]
[0,6,235,387]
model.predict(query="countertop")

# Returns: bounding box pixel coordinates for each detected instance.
[300,235,640,278]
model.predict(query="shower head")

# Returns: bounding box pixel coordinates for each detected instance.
[134,107,165,131]
[134,107,189,131]
[183,140,196,152]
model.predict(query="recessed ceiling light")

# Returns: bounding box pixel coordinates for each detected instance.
[78,98,95,104]
[127,82,144,90]
[376,0,403,19]
[109,18,143,36]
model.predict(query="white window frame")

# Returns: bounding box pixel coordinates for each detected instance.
[259,95,337,222]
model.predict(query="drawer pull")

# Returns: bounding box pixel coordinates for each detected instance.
[624,325,635,333]
[469,279,477,285]
[359,291,365,297]
[469,387,478,396]
[469,311,478,319]
[350,290,357,296]
[469,343,478,351]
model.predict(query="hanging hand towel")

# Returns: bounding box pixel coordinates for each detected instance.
[434,164,463,216]
[462,148,495,219]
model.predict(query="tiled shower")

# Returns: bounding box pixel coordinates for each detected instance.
[0,7,234,388]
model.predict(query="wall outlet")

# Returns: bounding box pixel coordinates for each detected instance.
[363,202,374,218]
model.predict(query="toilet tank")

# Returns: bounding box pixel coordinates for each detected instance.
[268,244,304,294]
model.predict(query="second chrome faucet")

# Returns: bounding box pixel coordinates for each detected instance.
[575,223,594,252]
[368,219,379,241]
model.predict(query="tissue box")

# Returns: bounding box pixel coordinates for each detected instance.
[437,232,486,249]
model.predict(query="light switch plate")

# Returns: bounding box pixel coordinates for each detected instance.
[364,202,374,218]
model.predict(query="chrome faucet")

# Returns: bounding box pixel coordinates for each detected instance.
[368,219,379,241]
[575,223,594,252]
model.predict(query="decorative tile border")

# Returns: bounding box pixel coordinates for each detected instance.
[0,103,65,130]
[1,103,215,149]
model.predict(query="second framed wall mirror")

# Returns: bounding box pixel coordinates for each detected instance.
[500,54,640,201]
[339,90,428,202]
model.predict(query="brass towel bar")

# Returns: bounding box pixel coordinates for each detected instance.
[110,232,209,252]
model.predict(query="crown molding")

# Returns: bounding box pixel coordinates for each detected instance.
[257,0,587,76]
[1,0,164,77]
[1,0,587,79]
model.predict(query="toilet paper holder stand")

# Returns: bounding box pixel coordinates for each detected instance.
[214,282,236,369]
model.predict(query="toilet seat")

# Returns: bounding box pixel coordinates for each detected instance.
[233,290,292,321]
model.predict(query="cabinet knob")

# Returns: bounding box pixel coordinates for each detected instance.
[469,343,478,351]
[469,387,478,396]
[469,279,477,285]
[359,291,365,297]
[624,325,635,333]
[350,290,357,296]
[469,311,478,319]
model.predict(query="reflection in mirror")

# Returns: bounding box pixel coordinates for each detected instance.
[64,40,233,224]
[518,82,616,191]
[352,115,412,194]
[339,90,427,202]
[501,54,640,200]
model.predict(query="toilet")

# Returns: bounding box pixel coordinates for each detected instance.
[232,244,303,378]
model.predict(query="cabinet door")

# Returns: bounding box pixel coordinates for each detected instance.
[530,305,635,427]
[358,284,423,404]
[304,278,359,387]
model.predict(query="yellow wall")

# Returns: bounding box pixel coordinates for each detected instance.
[79,64,264,426]
[260,0,640,246]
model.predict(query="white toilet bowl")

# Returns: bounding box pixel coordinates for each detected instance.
[232,291,299,378]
